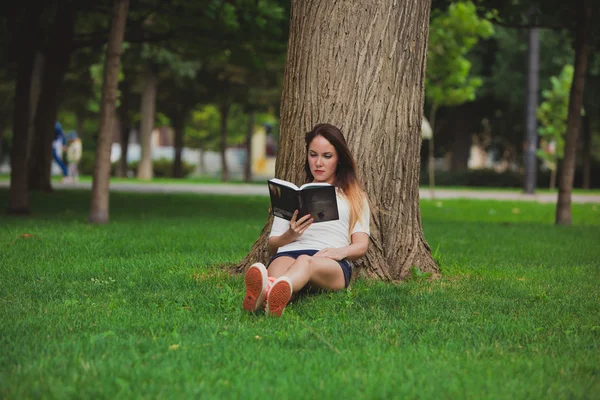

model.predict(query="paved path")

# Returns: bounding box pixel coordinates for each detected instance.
[1,181,599,203]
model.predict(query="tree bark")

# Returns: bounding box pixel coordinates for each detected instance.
[238,0,437,280]
[28,2,77,191]
[581,114,591,190]
[555,0,591,225]
[88,0,129,224]
[219,103,230,182]
[137,69,157,180]
[244,110,255,182]
[7,4,42,215]
[523,28,540,194]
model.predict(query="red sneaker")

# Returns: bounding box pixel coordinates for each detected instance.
[242,263,268,313]
[266,276,293,317]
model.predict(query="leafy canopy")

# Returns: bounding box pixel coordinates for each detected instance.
[426,1,494,108]
[536,64,573,168]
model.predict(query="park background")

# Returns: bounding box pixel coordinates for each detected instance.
[1,0,599,399]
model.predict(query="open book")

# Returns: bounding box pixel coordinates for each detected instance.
[268,178,339,223]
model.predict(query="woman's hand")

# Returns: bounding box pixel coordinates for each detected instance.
[288,210,313,240]
[314,247,348,261]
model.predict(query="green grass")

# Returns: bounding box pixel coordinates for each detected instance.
[1,190,599,399]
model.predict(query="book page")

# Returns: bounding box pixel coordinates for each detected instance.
[299,182,332,190]
[268,178,300,191]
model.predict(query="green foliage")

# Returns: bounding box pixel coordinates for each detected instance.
[536,65,573,170]
[78,153,195,178]
[0,191,599,398]
[426,1,495,109]
[185,104,249,151]
[127,158,195,178]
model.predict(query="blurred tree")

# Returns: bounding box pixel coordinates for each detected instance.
[28,0,78,192]
[536,64,573,190]
[523,24,540,194]
[6,0,177,199]
[475,0,598,224]
[6,0,45,214]
[581,51,600,189]
[239,0,438,280]
[425,1,494,197]
[89,0,129,225]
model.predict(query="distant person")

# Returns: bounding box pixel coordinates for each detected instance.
[243,123,370,317]
[66,131,82,182]
[53,122,68,181]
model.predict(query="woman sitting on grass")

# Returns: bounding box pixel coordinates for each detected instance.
[243,123,371,317]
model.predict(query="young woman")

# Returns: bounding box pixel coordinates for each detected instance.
[243,123,370,316]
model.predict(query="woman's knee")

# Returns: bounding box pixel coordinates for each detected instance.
[296,254,312,263]
[294,255,313,269]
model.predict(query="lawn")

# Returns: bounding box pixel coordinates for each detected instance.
[1,190,599,399]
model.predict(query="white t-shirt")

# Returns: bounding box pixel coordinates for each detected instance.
[269,189,370,253]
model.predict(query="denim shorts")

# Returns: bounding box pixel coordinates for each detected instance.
[268,249,352,288]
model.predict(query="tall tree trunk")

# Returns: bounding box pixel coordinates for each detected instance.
[28,2,76,191]
[549,168,556,191]
[0,123,4,162]
[117,80,131,177]
[238,0,437,280]
[7,3,42,215]
[88,0,129,224]
[581,114,591,190]
[172,112,185,178]
[523,28,540,194]
[75,112,85,135]
[137,70,157,180]
[197,149,205,175]
[555,0,591,225]
[449,103,472,172]
[244,110,255,182]
[27,52,44,160]
[219,103,230,182]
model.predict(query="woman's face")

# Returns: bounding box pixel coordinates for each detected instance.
[308,135,338,184]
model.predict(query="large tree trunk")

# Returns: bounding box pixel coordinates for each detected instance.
[244,110,255,182]
[238,0,437,280]
[137,70,157,180]
[219,103,230,182]
[523,28,540,194]
[28,2,76,191]
[88,0,129,224]
[555,0,591,225]
[7,3,42,215]
[581,114,591,190]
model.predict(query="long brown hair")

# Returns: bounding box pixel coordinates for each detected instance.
[304,123,366,234]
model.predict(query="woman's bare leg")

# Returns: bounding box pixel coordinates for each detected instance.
[267,256,295,278]
[278,255,345,293]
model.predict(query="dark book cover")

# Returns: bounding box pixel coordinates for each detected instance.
[268,178,339,223]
